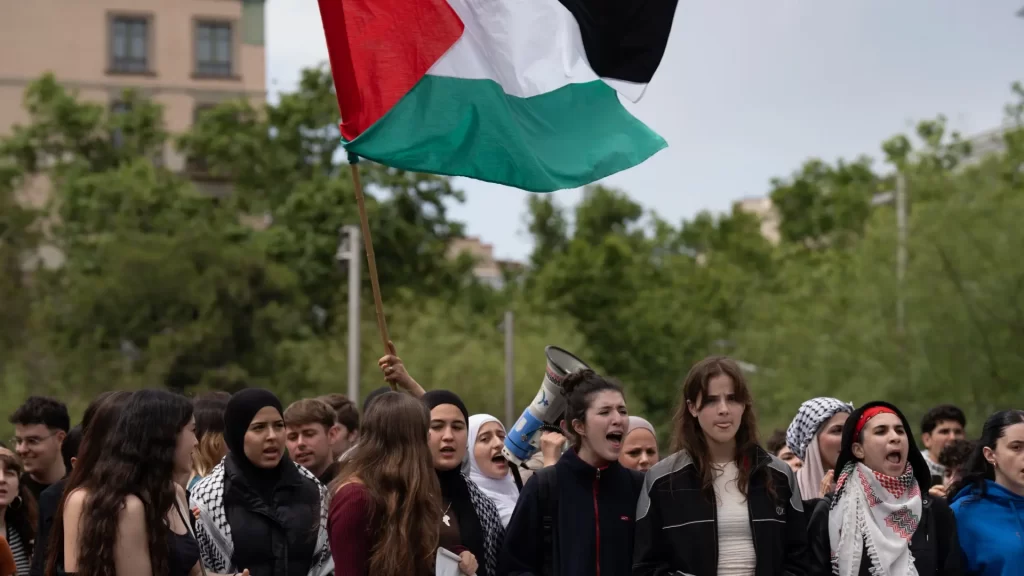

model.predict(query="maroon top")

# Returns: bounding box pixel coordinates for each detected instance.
[328,483,373,576]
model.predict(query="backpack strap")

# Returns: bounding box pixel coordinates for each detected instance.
[510,464,525,492]
[536,466,559,576]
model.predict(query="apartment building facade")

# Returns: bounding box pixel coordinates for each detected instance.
[0,0,266,181]
[734,195,781,244]
[447,236,524,288]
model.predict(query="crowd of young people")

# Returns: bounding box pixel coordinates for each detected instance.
[0,349,1020,576]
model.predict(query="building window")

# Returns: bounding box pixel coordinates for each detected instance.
[195,21,233,77]
[110,16,150,74]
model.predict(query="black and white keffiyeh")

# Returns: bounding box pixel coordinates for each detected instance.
[189,458,334,576]
[787,397,855,461]
[464,471,506,576]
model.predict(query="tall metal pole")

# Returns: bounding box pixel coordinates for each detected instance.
[504,310,514,427]
[895,172,907,334]
[345,225,362,403]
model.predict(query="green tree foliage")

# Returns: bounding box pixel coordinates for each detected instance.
[1,70,1021,444]
[177,66,471,316]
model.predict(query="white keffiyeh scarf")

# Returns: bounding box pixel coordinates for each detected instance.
[828,462,922,576]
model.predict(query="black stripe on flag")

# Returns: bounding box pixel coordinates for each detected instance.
[557,0,679,86]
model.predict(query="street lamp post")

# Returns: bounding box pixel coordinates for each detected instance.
[336,225,362,404]
[498,311,515,428]
[871,173,908,334]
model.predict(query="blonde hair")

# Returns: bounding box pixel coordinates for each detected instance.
[192,432,227,477]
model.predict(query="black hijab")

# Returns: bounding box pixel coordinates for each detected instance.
[225,388,287,499]
[422,390,486,570]
[833,400,933,491]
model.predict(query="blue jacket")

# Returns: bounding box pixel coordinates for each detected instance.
[950,480,1024,576]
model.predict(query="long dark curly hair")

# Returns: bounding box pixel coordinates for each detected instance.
[330,392,441,576]
[45,391,134,576]
[70,390,192,576]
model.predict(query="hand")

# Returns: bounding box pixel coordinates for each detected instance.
[378,341,409,384]
[929,483,948,499]
[540,430,566,467]
[819,469,834,498]
[377,341,424,396]
[458,551,478,575]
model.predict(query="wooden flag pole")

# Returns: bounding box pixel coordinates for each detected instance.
[348,153,395,390]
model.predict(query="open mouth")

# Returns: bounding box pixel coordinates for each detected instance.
[606,431,623,447]
[490,453,507,465]
[885,449,902,464]
[263,448,280,457]
[439,446,457,456]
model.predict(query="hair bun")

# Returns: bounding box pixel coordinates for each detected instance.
[560,368,595,397]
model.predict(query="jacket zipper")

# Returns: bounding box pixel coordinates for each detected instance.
[594,467,601,576]
[745,455,770,573]
[712,489,718,568]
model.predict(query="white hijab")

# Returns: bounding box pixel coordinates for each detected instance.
[464,414,520,527]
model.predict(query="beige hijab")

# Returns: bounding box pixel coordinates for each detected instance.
[797,431,827,498]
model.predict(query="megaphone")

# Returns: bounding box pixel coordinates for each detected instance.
[502,346,591,467]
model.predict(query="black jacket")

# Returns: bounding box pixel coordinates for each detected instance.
[632,447,810,576]
[807,493,960,576]
[499,449,644,576]
[30,478,66,576]
[223,455,321,576]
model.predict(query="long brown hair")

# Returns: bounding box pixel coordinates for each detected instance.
[672,356,762,501]
[329,392,441,576]
[0,448,38,558]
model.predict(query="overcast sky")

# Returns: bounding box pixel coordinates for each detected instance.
[266,0,1024,261]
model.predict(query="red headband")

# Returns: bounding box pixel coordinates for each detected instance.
[854,406,896,438]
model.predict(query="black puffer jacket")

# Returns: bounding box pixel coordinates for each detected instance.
[632,446,810,576]
[223,455,320,576]
[804,401,961,576]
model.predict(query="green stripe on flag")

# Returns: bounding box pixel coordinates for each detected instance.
[345,76,666,192]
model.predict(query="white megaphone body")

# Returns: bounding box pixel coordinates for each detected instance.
[502,346,590,467]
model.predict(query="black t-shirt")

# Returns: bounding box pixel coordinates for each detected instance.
[21,473,50,501]
[318,461,342,487]
[30,478,67,576]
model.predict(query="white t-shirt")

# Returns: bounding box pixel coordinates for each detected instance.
[713,461,756,576]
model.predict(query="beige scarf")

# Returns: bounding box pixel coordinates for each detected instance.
[797,431,827,498]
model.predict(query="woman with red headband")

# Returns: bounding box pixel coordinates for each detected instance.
[807,401,962,576]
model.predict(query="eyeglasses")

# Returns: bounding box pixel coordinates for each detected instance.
[10,433,56,448]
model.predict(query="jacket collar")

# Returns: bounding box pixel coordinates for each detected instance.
[559,448,623,479]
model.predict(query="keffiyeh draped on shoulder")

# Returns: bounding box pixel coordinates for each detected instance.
[464,471,506,576]
[828,461,922,576]
[189,459,334,576]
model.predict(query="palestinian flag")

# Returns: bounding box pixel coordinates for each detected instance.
[317,0,678,192]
